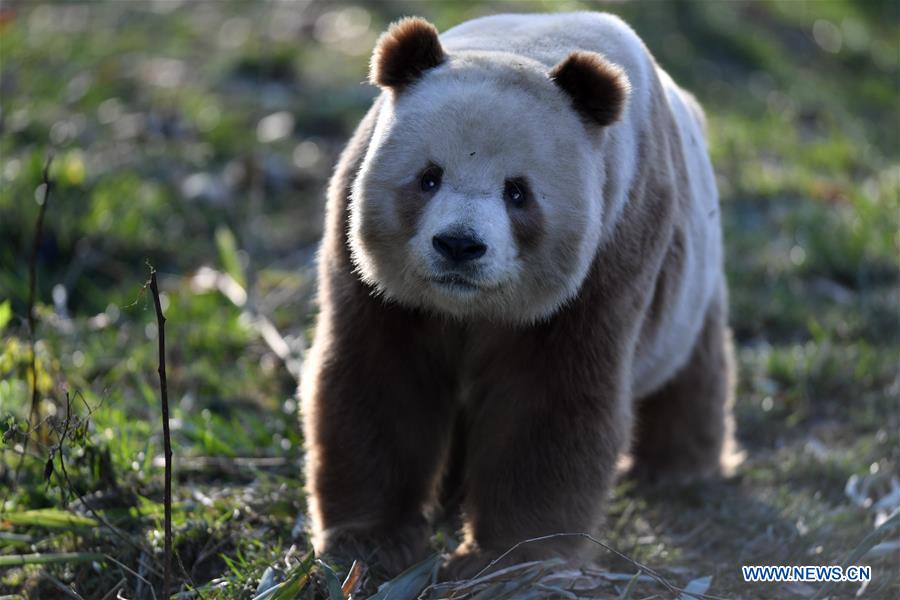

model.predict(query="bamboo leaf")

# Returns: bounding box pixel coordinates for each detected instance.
[369,554,440,600]
[679,575,712,599]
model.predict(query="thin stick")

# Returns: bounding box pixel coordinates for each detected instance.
[57,393,161,575]
[149,268,172,599]
[105,554,159,600]
[28,155,53,425]
[55,391,73,506]
[11,155,54,490]
[98,577,126,600]
[40,573,85,600]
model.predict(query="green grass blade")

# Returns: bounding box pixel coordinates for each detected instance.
[0,299,11,331]
[0,509,98,529]
[268,551,316,600]
[618,570,642,600]
[0,532,36,547]
[0,552,104,566]
[215,226,246,289]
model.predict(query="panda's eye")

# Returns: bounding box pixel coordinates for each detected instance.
[504,178,529,208]
[419,164,443,193]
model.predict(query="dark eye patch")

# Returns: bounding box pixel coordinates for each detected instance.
[420,163,443,193]
[504,178,529,208]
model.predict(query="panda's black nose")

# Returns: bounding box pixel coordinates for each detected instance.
[432,233,487,262]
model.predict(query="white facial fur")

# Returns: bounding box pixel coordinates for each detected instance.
[349,55,607,324]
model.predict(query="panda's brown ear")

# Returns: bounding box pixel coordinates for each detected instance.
[549,51,630,127]
[370,17,445,91]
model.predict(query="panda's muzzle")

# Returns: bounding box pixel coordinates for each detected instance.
[432,233,487,263]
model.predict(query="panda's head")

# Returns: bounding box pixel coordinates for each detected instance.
[349,17,630,324]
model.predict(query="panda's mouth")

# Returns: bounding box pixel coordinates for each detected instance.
[430,273,480,291]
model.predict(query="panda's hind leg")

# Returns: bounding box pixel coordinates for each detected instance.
[629,294,740,483]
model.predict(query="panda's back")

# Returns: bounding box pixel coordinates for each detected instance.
[441,12,649,76]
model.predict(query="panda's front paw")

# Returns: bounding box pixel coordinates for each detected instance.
[439,546,495,581]
[440,538,586,581]
[319,519,430,577]
[440,542,539,581]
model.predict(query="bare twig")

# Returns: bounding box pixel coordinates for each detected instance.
[40,573,85,600]
[28,154,54,425]
[99,578,127,600]
[148,267,173,599]
[54,391,74,506]
[174,550,201,599]
[106,553,158,600]
[56,394,161,574]
[10,155,54,490]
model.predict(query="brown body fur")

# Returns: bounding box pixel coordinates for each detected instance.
[302,20,735,580]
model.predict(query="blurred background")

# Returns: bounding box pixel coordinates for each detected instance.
[0,0,898,598]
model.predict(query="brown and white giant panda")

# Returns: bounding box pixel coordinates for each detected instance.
[301,11,737,579]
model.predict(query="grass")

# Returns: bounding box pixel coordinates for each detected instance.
[1,0,898,598]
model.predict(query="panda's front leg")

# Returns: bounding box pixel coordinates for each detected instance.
[442,352,631,580]
[301,301,457,576]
